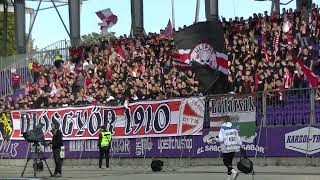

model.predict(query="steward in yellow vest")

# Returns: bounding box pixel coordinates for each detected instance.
[54,51,63,68]
[98,126,112,168]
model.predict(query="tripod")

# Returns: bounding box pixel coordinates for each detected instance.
[21,142,53,177]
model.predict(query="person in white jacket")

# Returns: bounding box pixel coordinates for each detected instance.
[218,118,242,180]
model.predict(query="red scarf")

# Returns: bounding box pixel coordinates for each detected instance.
[284,72,292,89]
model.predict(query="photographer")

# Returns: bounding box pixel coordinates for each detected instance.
[49,123,63,177]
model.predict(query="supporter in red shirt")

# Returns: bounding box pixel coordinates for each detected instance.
[105,65,113,80]
[32,61,41,82]
[283,67,293,89]
[24,82,32,95]
[11,72,21,92]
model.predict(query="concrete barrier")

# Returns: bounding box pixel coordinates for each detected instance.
[1,157,320,168]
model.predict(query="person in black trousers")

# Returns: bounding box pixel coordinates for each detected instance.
[218,118,242,180]
[98,126,112,168]
[49,123,63,177]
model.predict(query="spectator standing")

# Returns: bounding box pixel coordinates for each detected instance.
[219,118,242,180]
[31,60,41,82]
[11,70,21,92]
[98,126,112,169]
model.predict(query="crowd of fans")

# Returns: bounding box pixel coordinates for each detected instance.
[1,33,200,110]
[1,4,320,111]
[225,6,320,95]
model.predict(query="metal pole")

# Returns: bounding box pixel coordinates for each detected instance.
[68,0,81,46]
[2,0,8,57]
[27,0,42,46]
[14,0,26,54]
[305,88,315,166]
[195,0,200,23]
[38,3,67,11]
[310,88,315,125]
[205,0,219,21]
[171,0,175,29]
[262,93,267,126]
[27,11,35,53]
[130,0,144,36]
[271,0,280,15]
[51,0,71,38]
[29,12,35,39]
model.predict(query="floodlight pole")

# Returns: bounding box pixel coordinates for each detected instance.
[171,0,175,29]
[271,0,280,15]
[195,0,200,23]
[131,0,144,36]
[2,0,8,57]
[205,0,219,21]
[14,0,27,54]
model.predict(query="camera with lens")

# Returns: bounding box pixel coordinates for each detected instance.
[22,123,45,144]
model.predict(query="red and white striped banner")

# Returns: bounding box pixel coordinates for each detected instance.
[172,43,229,75]
[9,97,205,140]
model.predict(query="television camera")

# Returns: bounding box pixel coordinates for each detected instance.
[22,123,46,144]
[21,123,53,177]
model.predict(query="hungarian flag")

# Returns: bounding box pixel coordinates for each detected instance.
[174,21,228,95]
[96,8,118,30]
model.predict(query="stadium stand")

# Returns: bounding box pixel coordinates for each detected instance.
[0,4,320,112]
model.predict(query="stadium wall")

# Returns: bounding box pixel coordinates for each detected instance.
[0,88,320,166]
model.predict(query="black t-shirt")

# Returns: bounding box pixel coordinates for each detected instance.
[235,76,243,87]
[266,75,273,84]
[51,102,57,107]
[88,68,94,75]
[293,73,304,88]
[98,70,105,79]
[258,78,265,92]
[301,55,311,67]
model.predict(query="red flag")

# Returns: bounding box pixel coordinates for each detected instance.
[164,19,173,38]
[255,70,259,91]
[115,46,126,61]
[172,50,192,71]
[96,8,118,30]
[297,59,319,87]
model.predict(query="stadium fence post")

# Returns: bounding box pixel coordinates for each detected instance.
[262,92,267,127]
[254,111,263,166]
[305,88,316,166]
[310,88,316,125]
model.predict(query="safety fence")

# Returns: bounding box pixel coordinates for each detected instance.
[0,66,31,97]
[0,40,70,70]
[0,40,70,98]
[0,89,320,168]
[32,40,70,66]
[261,88,320,126]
